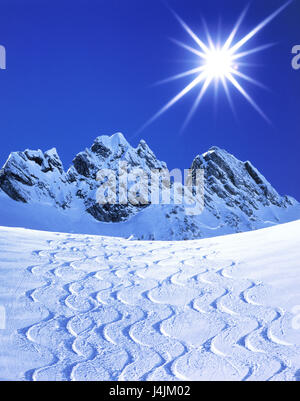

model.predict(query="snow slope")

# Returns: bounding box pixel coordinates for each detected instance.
[1,185,300,242]
[0,221,300,381]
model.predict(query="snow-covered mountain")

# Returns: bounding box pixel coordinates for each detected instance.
[0,133,299,240]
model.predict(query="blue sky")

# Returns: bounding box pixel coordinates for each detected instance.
[0,0,299,199]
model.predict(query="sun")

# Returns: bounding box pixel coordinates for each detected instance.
[138,1,292,133]
[204,48,234,79]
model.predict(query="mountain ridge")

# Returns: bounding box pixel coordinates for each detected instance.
[0,132,299,240]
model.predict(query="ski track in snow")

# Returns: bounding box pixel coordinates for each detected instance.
[1,229,300,381]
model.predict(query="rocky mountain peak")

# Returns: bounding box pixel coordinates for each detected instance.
[0,133,299,240]
[0,147,69,206]
[191,145,293,215]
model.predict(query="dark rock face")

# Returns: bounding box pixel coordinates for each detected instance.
[0,148,70,207]
[191,147,293,225]
[0,134,298,238]
[0,170,28,202]
[136,140,165,170]
[73,153,93,178]
[91,141,112,158]
[87,203,147,223]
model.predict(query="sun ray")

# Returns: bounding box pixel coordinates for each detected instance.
[171,10,210,53]
[233,61,264,68]
[223,5,249,51]
[230,68,269,90]
[170,38,207,58]
[138,71,208,133]
[226,73,270,123]
[201,18,215,50]
[221,75,236,116]
[213,77,220,110]
[181,75,213,131]
[229,0,292,54]
[232,43,276,60]
[154,66,206,86]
